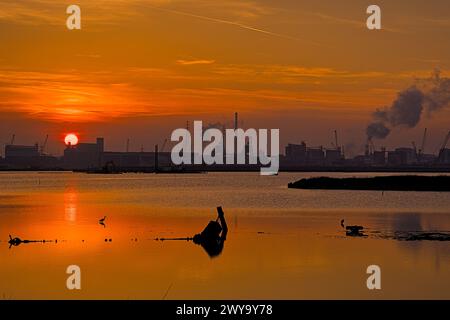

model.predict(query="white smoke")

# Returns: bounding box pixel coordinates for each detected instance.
[366,69,450,140]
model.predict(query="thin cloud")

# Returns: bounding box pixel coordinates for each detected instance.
[312,12,403,33]
[176,59,215,66]
[212,64,388,80]
[421,18,450,27]
[75,54,102,59]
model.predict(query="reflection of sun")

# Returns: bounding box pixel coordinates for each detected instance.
[64,192,77,222]
[64,133,79,146]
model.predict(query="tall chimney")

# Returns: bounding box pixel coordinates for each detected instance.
[154,144,158,173]
[97,137,104,168]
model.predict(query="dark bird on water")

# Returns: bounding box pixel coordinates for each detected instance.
[340,219,365,236]
[8,235,49,248]
[8,235,24,247]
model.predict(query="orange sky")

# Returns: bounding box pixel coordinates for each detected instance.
[0,0,449,155]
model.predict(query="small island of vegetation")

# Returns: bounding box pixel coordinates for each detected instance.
[288,175,450,192]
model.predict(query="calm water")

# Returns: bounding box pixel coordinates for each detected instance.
[0,171,449,299]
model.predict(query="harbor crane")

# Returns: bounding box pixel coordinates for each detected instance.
[440,131,450,151]
[334,130,339,150]
[419,128,427,156]
[411,141,417,155]
[40,134,48,155]
[161,138,168,152]
[368,138,376,154]
[437,130,450,162]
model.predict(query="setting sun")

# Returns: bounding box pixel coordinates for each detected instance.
[64,133,79,146]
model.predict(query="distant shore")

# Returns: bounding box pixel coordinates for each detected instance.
[288,175,450,192]
[1,166,450,173]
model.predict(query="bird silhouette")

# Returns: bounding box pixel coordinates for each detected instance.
[8,235,47,248]
[99,216,107,228]
[8,235,22,247]
[340,219,365,236]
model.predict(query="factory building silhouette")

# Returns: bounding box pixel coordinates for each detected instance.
[1,130,450,171]
[1,137,171,171]
[63,137,172,171]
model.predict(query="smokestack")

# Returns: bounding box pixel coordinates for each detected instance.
[96,138,104,153]
[154,144,158,173]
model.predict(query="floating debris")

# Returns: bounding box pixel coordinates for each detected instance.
[392,231,450,241]
[155,237,193,241]
[257,231,273,235]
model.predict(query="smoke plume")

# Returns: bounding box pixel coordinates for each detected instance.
[366,70,450,140]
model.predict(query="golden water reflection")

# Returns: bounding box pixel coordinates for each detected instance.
[64,191,77,223]
[0,172,449,299]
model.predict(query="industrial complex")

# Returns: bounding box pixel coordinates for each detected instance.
[1,115,450,172]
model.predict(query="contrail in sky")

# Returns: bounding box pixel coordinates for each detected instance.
[148,5,325,47]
